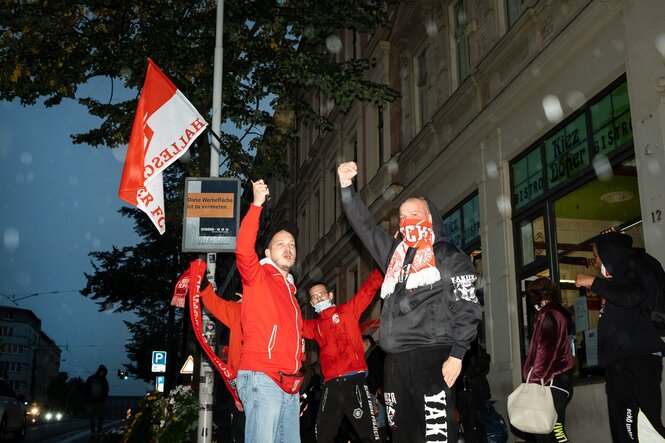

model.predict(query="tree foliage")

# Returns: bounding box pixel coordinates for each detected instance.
[1,0,398,178]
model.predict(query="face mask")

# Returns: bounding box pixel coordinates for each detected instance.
[399,218,433,247]
[314,300,332,313]
[601,263,611,278]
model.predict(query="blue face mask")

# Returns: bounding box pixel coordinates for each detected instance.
[314,300,332,313]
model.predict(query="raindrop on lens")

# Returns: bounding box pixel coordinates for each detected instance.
[20,152,32,165]
[424,20,437,36]
[383,187,396,202]
[648,159,661,175]
[592,155,613,181]
[655,33,665,58]
[112,145,128,163]
[485,161,498,179]
[4,228,19,252]
[542,95,563,123]
[496,195,511,217]
[120,67,132,81]
[178,150,191,164]
[325,35,343,54]
[565,91,586,109]
[386,159,399,175]
[456,10,468,27]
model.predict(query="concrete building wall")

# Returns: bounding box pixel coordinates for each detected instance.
[282,1,665,441]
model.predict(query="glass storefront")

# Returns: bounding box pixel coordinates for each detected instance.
[510,77,642,383]
[443,193,485,343]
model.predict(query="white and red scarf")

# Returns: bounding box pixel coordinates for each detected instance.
[381,218,441,299]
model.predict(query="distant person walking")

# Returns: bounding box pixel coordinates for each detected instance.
[85,364,109,439]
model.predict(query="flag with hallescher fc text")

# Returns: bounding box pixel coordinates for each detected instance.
[119,58,208,234]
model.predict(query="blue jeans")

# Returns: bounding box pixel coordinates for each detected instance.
[236,370,300,443]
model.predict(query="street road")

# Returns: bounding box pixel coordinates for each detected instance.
[22,418,123,443]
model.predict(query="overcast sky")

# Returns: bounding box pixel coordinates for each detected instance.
[0,78,154,396]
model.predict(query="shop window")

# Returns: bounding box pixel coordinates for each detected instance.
[591,82,632,157]
[443,193,480,250]
[554,157,641,379]
[511,79,632,211]
[544,114,589,190]
[512,147,545,211]
[519,215,547,266]
[443,193,484,342]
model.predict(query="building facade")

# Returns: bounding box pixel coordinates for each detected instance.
[271,0,665,440]
[0,306,61,401]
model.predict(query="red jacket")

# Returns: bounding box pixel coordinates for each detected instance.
[201,286,242,377]
[236,204,303,375]
[523,302,574,383]
[303,269,383,382]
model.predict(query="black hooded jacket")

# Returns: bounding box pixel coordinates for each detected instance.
[85,364,109,403]
[591,232,665,367]
[341,185,482,358]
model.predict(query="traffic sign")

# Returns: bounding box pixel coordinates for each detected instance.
[155,375,165,393]
[180,355,194,374]
[151,350,167,373]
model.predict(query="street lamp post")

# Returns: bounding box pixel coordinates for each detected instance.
[196,0,224,442]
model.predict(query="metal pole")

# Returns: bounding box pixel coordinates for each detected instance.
[197,0,224,441]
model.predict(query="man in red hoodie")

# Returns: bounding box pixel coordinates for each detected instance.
[303,269,384,443]
[235,179,304,443]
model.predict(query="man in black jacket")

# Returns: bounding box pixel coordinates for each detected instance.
[337,162,482,443]
[576,231,665,442]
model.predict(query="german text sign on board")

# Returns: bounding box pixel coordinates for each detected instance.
[182,178,241,253]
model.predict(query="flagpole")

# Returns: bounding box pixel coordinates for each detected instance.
[197,0,224,442]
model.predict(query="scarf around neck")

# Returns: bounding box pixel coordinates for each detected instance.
[381,218,441,299]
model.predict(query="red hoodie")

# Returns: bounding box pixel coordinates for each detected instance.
[303,269,383,382]
[236,204,304,378]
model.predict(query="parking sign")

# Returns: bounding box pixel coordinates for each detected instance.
[151,351,167,373]
[155,375,165,393]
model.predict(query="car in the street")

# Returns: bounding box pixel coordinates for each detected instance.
[0,379,26,441]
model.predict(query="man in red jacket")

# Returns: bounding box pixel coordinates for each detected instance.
[303,269,384,443]
[235,179,304,443]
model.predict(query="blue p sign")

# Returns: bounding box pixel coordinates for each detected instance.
[151,351,167,373]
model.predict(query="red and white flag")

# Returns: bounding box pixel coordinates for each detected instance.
[119,58,208,234]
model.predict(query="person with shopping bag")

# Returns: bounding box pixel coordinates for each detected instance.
[517,277,574,442]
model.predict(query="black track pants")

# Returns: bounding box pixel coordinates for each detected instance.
[605,354,665,442]
[316,372,380,443]
[383,347,457,443]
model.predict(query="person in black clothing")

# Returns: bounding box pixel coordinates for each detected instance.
[576,231,665,442]
[455,338,491,443]
[338,162,482,443]
[363,335,387,442]
[85,364,109,438]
